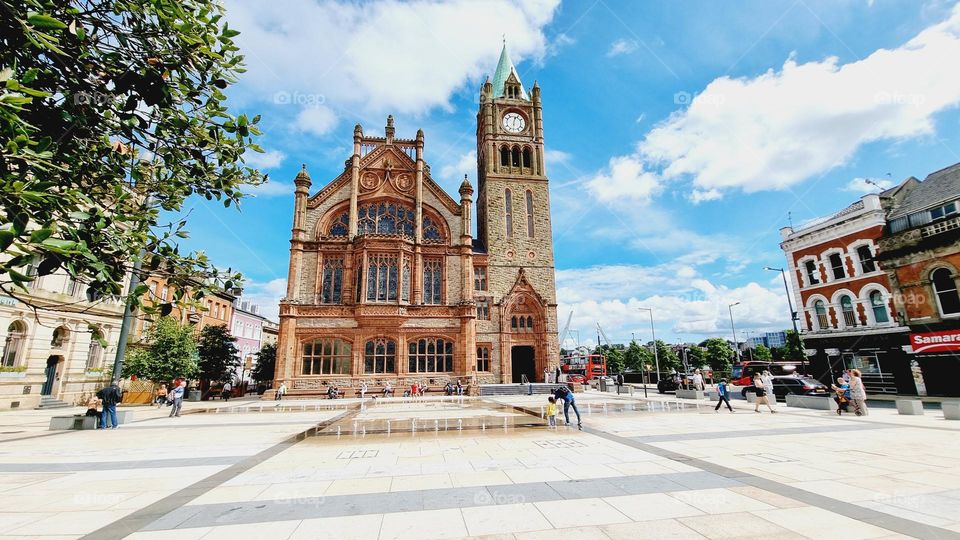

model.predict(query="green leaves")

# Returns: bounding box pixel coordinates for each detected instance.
[26,13,67,30]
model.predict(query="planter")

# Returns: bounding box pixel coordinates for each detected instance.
[895,399,924,415]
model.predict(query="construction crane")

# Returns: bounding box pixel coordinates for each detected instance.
[596,322,612,348]
[558,310,573,350]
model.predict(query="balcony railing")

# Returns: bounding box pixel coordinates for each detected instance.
[920,215,960,238]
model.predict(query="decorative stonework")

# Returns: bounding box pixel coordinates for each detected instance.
[360,171,381,191]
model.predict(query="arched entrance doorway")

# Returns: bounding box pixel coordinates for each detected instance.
[41,356,63,396]
[511,346,535,383]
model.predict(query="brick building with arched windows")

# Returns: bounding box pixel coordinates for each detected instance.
[274,44,560,396]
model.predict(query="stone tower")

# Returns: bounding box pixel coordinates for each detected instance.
[476,42,560,383]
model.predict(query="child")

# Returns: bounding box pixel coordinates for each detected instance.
[546,396,558,427]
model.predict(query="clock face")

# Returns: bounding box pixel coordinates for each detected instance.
[502,112,525,133]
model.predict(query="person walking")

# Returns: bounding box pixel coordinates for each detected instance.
[221,381,232,401]
[169,381,186,417]
[616,373,625,394]
[360,381,368,399]
[761,370,776,408]
[849,369,869,416]
[96,381,122,429]
[553,385,581,429]
[546,396,558,427]
[753,375,776,413]
[275,381,287,401]
[831,377,851,415]
[714,378,734,412]
[692,369,705,391]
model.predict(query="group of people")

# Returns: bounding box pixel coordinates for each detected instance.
[83,380,123,429]
[444,380,464,396]
[831,368,869,416]
[153,381,187,417]
[713,370,777,413]
[545,385,582,430]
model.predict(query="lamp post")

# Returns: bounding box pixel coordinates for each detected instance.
[764,266,806,374]
[637,307,660,382]
[728,302,741,364]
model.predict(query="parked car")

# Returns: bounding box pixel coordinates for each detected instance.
[740,375,828,401]
[657,372,696,393]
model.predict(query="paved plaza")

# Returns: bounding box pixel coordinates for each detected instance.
[1,392,959,539]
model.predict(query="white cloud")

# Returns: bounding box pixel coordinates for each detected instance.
[544,149,572,165]
[244,180,294,197]
[591,4,960,200]
[243,149,286,170]
[556,264,789,344]
[295,106,339,136]
[228,0,561,124]
[239,278,287,322]
[585,155,662,203]
[843,177,893,193]
[439,150,476,181]
[606,38,639,57]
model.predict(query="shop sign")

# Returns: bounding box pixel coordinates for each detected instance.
[910,330,960,353]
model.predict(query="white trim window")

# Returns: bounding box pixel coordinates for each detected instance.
[932,268,960,316]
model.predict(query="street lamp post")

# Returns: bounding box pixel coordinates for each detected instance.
[765,266,806,375]
[638,307,660,382]
[728,302,741,364]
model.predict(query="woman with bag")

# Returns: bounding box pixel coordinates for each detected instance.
[753,375,776,414]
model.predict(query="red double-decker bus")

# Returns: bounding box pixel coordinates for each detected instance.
[560,353,607,383]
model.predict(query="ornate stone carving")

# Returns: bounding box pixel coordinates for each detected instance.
[360,171,381,191]
[393,173,414,193]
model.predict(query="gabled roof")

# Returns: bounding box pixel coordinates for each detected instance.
[491,42,527,99]
[887,162,960,219]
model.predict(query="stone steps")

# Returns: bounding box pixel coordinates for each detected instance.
[35,396,71,409]
[480,383,557,396]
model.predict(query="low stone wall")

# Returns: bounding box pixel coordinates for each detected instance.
[786,394,833,410]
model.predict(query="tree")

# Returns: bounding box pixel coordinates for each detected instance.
[624,341,654,372]
[754,344,773,361]
[686,345,706,367]
[703,338,734,373]
[251,343,276,384]
[653,340,681,373]
[1,1,263,313]
[784,330,804,361]
[122,316,197,383]
[197,324,239,384]
[593,344,625,374]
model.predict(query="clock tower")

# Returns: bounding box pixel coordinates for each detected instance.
[475,42,559,383]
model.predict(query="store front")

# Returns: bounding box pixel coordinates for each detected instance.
[909,329,960,397]
[803,330,915,395]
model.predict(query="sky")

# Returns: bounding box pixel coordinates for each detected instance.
[176,0,960,348]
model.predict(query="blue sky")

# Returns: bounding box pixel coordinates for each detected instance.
[176,0,960,347]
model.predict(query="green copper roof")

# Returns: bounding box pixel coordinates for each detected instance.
[491,42,527,99]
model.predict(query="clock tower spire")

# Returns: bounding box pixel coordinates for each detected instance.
[475,43,558,384]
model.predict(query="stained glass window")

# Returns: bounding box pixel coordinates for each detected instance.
[408,338,454,372]
[505,189,513,237]
[357,202,414,237]
[327,212,349,237]
[320,257,344,304]
[423,259,442,304]
[364,338,396,373]
[302,338,352,375]
[401,258,410,302]
[367,254,399,302]
[476,346,490,371]
[525,190,534,237]
[423,217,444,243]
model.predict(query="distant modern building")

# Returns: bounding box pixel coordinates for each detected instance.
[1,269,126,409]
[779,190,912,394]
[746,331,787,349]
[878,163,960,396]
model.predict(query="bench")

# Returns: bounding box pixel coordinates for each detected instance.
[896,399,924,415]
[941,402,960,420]
[676,389,705,400]
[50,415,96,430]
[785,394,833,410]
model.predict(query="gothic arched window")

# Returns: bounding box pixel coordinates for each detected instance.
[364,338,396,373]
[504,189,513,237]
[86,326,104,371]
[423,259,442,305]
[408,338,454,373]
[511,147,521,168]
[522,147,532,169]
[500,147,509,167]
[422,217,444,243]
[327,212,349,237]
[320,257,344,304]
[357,202,414,237]
[2,321,26,368]
[932,268,960,315]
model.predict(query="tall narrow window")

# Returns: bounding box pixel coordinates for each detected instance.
[840,295,857,327]
[401,257,410,302]
[423,259,442,305]
[805,260,820,285]
[829,253,846,280]
[932,268,960,315]
[511,147,521,167]
[364,338,396,373]
[477,346,491,371]
[355,260,363,303]
[500,147,509,167]
[64,277,79,297]
[814,301,828,329]
[2,321,26,368]
[86,327,104,371]
[504,189,513,237]
[408,338,454,373]
[320,257,344,304]
[366,254,399,302]
[474,266,488,291]
[857,245,876,274]
[525,190,534,237]
[522,147,532,169]
[870,291,889,323]
[476,299,490,320]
